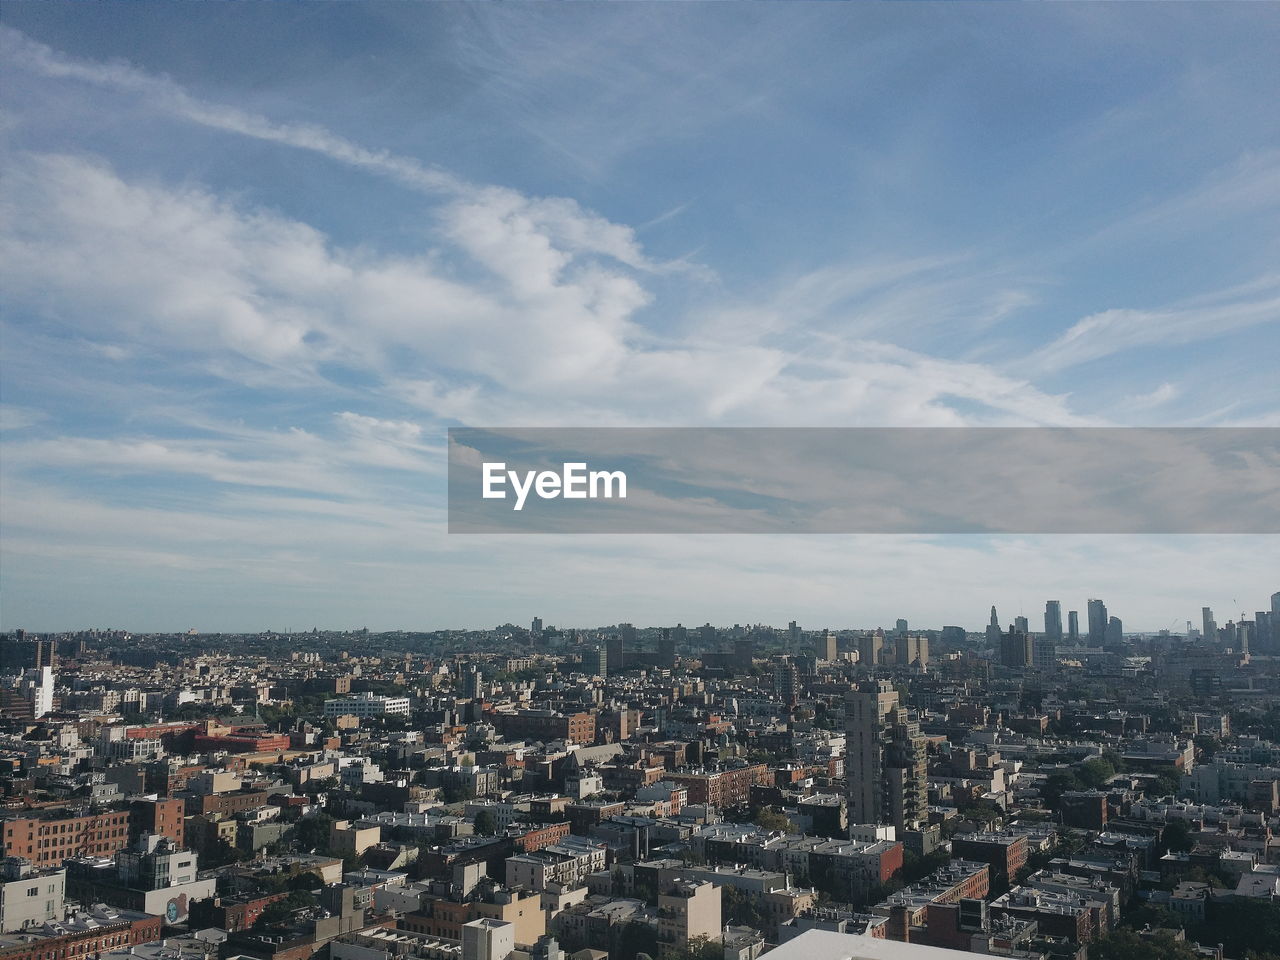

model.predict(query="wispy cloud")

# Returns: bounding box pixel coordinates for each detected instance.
[2,13,1278,630]
[1125,382,1180,412]
[1025,277,1280,374]
[0,25,678,278]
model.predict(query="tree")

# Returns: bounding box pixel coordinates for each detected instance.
[1151,771,1184,798]
[1188,897,1280,958]
[611,920,659,960]
[293,811,334,852]
[440,780,475,805]
[288,871,325,891]
[1162,819,1194,854]
[665,937,722,960]
[1121,903,1179,932]
[721,885,767,930]
[254,889,318,929]
[474,809,497,836]
[754,807,795,833]
[1089,929,1199,960]
[1078,757,1116,789]
[1042,771,1081,809]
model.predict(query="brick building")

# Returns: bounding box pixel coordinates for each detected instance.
[1,799,183,869]
[0,905,161,960]
[494,710,596,746]
[183,790,270,818]
[511,822,571,853]
[668,765,771,808]
[952,832,1029,888]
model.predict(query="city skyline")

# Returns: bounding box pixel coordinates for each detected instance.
[3,7,1280,960]
[7,586,1278,639]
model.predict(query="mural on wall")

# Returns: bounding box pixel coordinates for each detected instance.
[164,893,189,923]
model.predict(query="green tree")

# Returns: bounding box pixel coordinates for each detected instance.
[1151,771,1184,798]
[287,871,325,891]
[753,807,795,833]
[254,889,318,929]
[721,885,767,930]
[474,809,497,836]
[1089,929,1199,960]
[611,920,659,960]
[1189,898,1280,959]
[1041,771,1081,808]
[1162,820,1194,854]
[293,811,334,852]
[1078,757,1116,789]
[665,937,722,960]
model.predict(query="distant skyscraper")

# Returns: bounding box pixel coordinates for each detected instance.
[1033,634,1057,673]
[733,637,756,673]
[1067,610,1079,643]
[1014,615,1029,635]
[858,631,884,668]
[773,656,800,706]
[1106,616,1123,646]
[583,646,607,678]
[1202,607,1216,642]
[815,629,837,662]
[788,621,800,648]
[895,619,908,637]
[0,634,55,674]
[608,624,635,673]
[1087,599,1108,645]
[462,663,484,699]
[1257,611,1274,655]
[1000,625,1033,669]
[658,628,677,669]
[845,680,927,831]
[1044,601,1063,642]
[986,606,1001,646]
[531,617,543,635]
[895,634,928,668]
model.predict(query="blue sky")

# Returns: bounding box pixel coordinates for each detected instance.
[1,3,1277,633]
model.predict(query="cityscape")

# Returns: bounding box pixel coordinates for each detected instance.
[1,591,1279,960]
[2,5,1279,960]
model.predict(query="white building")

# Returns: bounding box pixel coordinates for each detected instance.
[461,919,514,960]
[324,693,412,718]
[0,859,65,932]
[504,840,607,892]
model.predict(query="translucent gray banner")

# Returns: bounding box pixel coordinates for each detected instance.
[447,428,1280,534]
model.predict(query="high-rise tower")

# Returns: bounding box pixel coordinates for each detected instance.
[1044,601,1063,642]
[845,680,927,831]
[1202,607,1216,642]
[1087,599,1108,645]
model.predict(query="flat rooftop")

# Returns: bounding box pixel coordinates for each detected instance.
[764,929,993,960]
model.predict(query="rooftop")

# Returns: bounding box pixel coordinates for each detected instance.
[765,928,994,960]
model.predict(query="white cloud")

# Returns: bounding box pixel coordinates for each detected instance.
[0,405,47,431]
[1125,382,1180,411]
[1026,279,1280,374]
[1,150,1087,428]
[6,23,1276,631]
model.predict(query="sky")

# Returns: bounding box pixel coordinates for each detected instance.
[1,3,1277,633]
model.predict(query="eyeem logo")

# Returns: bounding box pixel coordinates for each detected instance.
[482,462,627,511]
